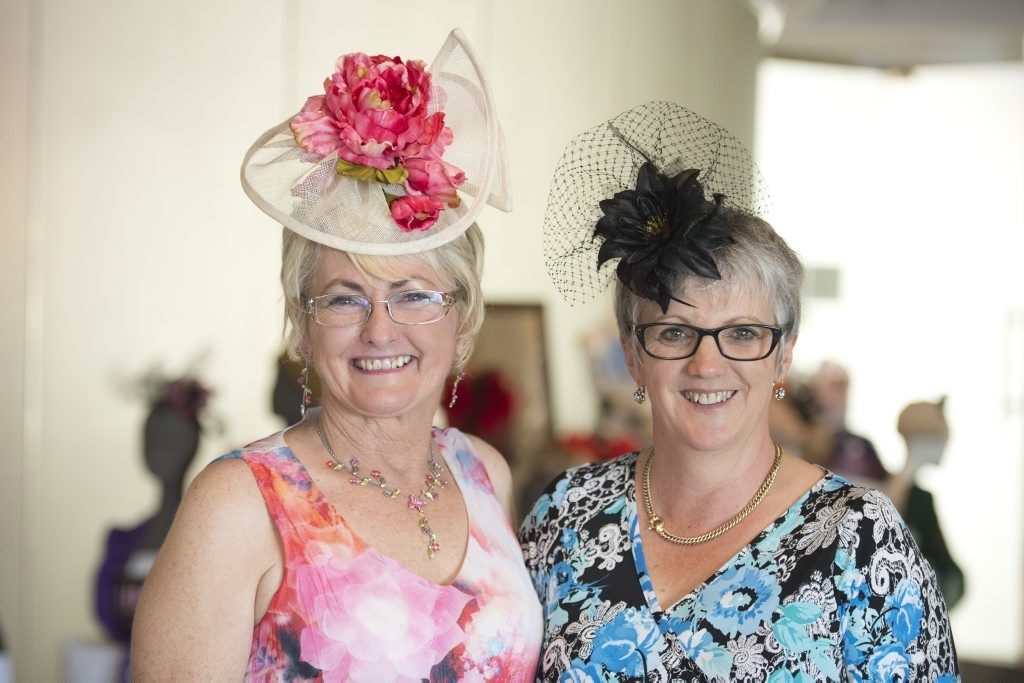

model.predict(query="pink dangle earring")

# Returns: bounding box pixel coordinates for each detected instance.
[299,358,313,417]
[449,364,465,408]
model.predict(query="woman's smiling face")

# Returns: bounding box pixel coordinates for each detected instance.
[624,280,795,455]
[305,247,460,421]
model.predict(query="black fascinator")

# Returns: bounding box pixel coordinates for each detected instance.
[543,101,768,310]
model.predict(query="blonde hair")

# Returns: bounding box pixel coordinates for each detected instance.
[280,224,485,372]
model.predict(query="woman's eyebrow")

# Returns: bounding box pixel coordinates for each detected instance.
[320,276,435,293]
[320,278,368,293]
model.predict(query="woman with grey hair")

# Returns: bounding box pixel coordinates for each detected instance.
[132,30,541,680]
[520,101,958,681]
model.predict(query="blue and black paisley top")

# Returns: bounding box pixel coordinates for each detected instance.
[519,451,959,682]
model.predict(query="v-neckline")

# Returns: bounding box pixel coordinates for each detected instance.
[625,454,832,614]
[273,424,474,589]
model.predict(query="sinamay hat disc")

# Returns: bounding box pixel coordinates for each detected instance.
[241,28,511,256]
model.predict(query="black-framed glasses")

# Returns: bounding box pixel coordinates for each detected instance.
[632,322,782,361]
[305,289,457,328]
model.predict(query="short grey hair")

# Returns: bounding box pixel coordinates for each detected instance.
[614,210,803,372]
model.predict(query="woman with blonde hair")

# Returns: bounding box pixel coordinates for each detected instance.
[132,29,541,680]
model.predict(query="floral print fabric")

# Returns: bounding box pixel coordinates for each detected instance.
[518,452,959,682]
[223,424,541,681]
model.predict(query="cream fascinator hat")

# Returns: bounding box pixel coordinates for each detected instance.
[241,28,510,255]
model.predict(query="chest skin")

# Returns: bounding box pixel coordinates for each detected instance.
[635,455,825,609]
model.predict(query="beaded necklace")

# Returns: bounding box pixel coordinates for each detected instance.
[315,415,448,558]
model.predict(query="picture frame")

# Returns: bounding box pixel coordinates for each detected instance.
[447,302,554,513]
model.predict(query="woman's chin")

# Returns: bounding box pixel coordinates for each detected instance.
[342,392,442,420]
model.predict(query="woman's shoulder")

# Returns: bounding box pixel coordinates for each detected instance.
[811,471,899,511]
[211,427,314,483]
[194,427,303,512]
[798,471,910,539]
[151,440,281,578]
[213,427,291,465]
[520,451,640,532]
[555,450,640,489]
[439,426,503,467]
[187,453,274,520]
[436,426,515,511]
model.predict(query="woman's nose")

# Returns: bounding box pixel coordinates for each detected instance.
[686,334,723,375]
[360,302,399,343]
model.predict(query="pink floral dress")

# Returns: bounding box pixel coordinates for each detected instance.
[220,423,542,681]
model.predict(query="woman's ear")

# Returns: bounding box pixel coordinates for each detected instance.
[777,333,798,381]
[453,334,472,371]
[297,305,313,359]
[621,333,644,386]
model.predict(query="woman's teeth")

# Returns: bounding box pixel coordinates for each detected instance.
[354,355,412,371]
[683,390,736,405]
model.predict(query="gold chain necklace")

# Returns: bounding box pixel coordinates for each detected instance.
[315,414,448,559]
[641,443,783,546]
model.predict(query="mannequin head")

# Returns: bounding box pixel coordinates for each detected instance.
[143,402,200,487]
[142,376,209,488]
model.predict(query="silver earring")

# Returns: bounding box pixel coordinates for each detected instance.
[633,386,646,404]
[774,384,786,401]
[299,358,313,417]
[449,365,465,408]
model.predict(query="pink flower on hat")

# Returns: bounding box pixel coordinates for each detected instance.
[406,157,464,209]
[290,51,465,230]
[390,194,445,232]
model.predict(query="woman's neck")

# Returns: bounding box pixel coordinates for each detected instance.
[646,434,778,516]
[313,404,439,475]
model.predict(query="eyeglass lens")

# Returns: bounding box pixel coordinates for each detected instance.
[638,323,778,360]
[309,290,449,327]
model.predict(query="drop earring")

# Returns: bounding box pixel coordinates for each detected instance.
[299,357,313,417]
[633,386,646,404]
[449,364,465,409]
[773,383,786,401]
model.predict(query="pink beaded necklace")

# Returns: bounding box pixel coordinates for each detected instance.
[315,414,449,558]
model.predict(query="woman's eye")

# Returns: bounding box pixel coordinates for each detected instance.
[325,295,365,309]
[658,326,691,344]
[394,290,438,306]
[725,326,760,342]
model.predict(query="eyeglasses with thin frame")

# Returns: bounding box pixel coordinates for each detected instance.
[632,322,782,361]
[305,289,457,328]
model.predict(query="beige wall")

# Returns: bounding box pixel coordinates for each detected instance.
[1,1,761,679]
[1,0,29,673]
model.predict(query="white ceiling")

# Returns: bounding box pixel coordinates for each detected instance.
[750,0,1024,70]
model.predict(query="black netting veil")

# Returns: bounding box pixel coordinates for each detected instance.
[543,101,768,305]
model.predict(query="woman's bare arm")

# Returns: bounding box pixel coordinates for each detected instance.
[131,458,278,680]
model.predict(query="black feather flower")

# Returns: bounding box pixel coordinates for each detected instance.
[594,162,732,311]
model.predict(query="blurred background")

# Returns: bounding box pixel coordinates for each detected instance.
[1,0,1022,679]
